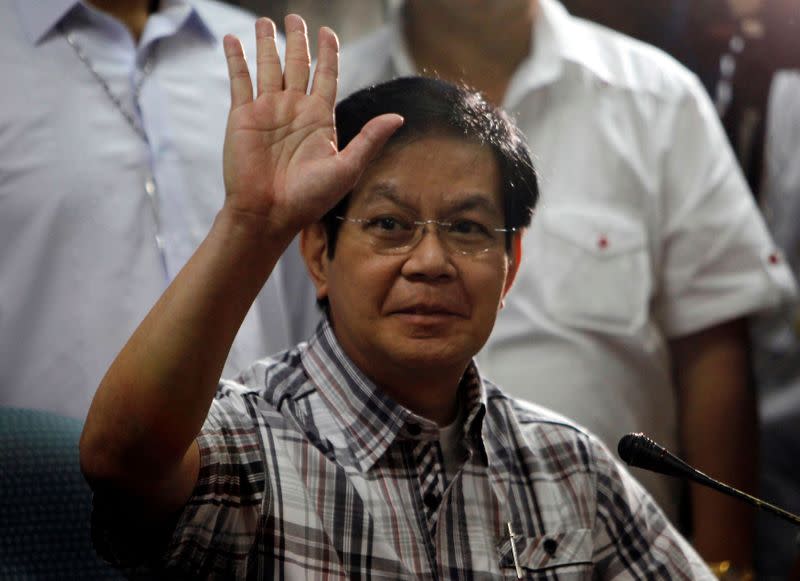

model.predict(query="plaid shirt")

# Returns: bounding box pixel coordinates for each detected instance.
[95,319,712,579]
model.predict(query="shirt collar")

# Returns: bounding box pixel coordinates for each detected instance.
[188,1,233,43]
[506,0,617,104]
[301,318,489,472]
[534,0,614,84]
[383,0,614,108]
[14,0,215,46]
[14,0,77,44]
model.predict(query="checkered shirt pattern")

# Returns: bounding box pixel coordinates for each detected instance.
[93,319,712,579]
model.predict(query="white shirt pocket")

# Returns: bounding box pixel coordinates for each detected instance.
[534,207,651,335]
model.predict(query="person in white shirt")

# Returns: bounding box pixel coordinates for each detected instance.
[751,69,800,579]
[0,0,315,419]
[310,0,797,571]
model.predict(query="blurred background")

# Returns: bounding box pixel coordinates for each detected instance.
[232,0,397,52]
[228,0,800,197]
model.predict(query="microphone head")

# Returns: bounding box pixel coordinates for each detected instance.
[616,432,693,480]
[617,432,643,465]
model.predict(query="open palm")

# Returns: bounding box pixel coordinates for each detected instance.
[222,16,402,235]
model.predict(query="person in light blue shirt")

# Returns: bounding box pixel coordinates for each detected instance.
[0,0,317,420]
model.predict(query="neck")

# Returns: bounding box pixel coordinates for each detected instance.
[86,0,156,42]
[380,372,463,426]
[404,0,535,106]
[353,354,466,426]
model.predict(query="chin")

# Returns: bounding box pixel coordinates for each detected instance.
[389,337,477,369]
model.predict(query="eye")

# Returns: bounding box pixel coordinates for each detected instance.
[364,216,413,232]
[448,219,493,237]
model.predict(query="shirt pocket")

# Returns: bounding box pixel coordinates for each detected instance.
[535,206,651,335]
[498,529,593,579]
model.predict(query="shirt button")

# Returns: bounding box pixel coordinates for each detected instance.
[768,252,780,265]
[423,492,439,510]
[543,538,558,556]
[407,423,422,436]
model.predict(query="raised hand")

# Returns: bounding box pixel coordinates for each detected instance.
[221,15,403,237]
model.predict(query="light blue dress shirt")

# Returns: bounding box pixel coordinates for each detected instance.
[0,0,318,419]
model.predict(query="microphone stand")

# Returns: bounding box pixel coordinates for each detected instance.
[617,432,800,527]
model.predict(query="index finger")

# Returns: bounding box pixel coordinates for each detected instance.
[310,26,339,107]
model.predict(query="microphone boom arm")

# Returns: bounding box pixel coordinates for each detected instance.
[618,433,800,527]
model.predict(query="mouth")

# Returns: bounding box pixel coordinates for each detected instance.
[391,304,466,318]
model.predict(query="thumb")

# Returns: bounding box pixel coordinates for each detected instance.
[337,114,404,181]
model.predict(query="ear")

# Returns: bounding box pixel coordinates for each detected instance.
[502,231,523,298]
[300,222,330,302]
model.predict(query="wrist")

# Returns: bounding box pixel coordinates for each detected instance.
[206,206,295,296]
[214,205,296,255]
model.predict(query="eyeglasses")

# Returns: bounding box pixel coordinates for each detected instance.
[336,215,515,256]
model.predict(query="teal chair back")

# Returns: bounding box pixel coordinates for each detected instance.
[0,407,123,579]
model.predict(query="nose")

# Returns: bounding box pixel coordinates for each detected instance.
[400,224,457,280]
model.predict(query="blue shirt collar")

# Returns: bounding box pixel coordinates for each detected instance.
[14,0,77,44]
[14,0,216,46]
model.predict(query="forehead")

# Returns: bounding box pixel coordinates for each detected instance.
[349,134,502,213]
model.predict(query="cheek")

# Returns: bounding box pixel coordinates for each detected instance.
[329,257,398,309]
[475,263,510,298]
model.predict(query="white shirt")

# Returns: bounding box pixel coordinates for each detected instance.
[336,0,797,518]
[751,70,800,420]
[0,0,316,419]
[751,70,800,579]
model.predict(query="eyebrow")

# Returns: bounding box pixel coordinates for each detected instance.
[360,182,502,216]
[360,183,415,211]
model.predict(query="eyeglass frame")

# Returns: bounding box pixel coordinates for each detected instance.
[334,215,517,257]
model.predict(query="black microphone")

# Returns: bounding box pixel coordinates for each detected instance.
[618,432,800,527]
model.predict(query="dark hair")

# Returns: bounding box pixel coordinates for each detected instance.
[322,76,539,257]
